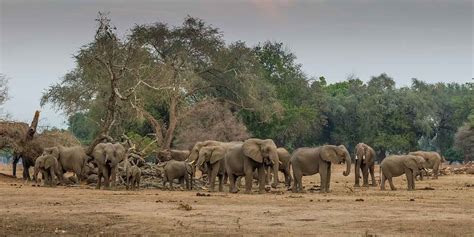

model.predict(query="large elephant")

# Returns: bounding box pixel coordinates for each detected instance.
[33,154,61,187]
[380,155,426,191]
[43,145,87,184]
[225,138,279,194]
[197,145,226,192]
[291,145,351,193]
[91,143,126,189]
[188,140,243,162]
[408,151,442,180]
[354,143,376,187]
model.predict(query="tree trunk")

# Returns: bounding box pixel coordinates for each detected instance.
[163,96,178,150]
[86,74,119,156]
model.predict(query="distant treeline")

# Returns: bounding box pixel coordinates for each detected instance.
[39,14,473,163]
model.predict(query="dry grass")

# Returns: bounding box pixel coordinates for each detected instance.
[0,164,472,236]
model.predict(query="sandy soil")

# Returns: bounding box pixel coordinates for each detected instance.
[0,163,472,236]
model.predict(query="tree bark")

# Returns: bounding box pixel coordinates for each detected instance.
[163,96,178,150]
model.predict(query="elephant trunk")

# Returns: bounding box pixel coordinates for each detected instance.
[269,149,279,188]
[343,153,351,176]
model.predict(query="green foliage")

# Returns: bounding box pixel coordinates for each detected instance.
[39,14,472,160]
[242,41,326,150]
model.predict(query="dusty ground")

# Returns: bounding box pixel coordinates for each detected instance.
[0,164,472,236]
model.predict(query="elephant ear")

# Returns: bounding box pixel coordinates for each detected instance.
[210,147,225,164]
[112,144,126,166]
[242,139,263,163]
[320,146,340,164]
[44,156,55,169]
[44,147,60,158]
[403,156,419,170]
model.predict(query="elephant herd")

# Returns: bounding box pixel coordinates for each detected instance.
[24,137,444,194]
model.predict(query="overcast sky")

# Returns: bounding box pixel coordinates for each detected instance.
[0,0,472,128]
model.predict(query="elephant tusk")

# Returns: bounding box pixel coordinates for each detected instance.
[188,160,195,165]
[362,155,366,160]
[279,161,282,165]
[355,155,358,160]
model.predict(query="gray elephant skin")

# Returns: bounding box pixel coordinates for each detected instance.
[225,138,280,194]
[380,155,426,191]
[92,143,126,189]
[157,149,190,163]
[408,151,442,180]
[162,160,194,190]
[43,145,87,184]
[33,154,61,187]
[291,145,351,193]
[354,143,377,187]
[197,145,227,192]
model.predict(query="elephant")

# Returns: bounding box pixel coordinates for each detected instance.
[197,145,227,192]
[380,155,426,191]
[291,145,351,193]
[91,143,126,189]
[156,149,190,163]
[43,145,87,184]
[408,151,442,180]
[225,138,279,194]
[126,165,141,190]
[33,154,61,187]
[353,143,377,187]
[276,147,292,187]
[188,140,243,185]
[162,160,194,190]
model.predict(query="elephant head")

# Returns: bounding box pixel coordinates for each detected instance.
[404,155,427,171]
[188,142,205,162]
[321,145,351,176]
[355,143,367,161]
[92,143,125,167]
[197,146,225,167]
[43,146,60,159]
[242,138,279,166]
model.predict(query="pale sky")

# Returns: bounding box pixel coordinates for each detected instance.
[0,0,472,128]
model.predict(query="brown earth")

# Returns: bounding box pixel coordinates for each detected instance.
[0,163,473,236]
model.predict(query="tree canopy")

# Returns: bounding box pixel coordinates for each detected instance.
[40,13,473,162]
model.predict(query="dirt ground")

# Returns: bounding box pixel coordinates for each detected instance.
[0,164,472,236]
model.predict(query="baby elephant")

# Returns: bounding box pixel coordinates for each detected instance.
[126,165,141,190]
[34,154,61,187]
[380,155,426,191]
[162,160,194,190]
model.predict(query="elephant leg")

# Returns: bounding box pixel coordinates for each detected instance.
[96,168,103,189]
[433,164,439,179]
[354,160,361,187]
[229,174,238,193]
[102,167,110,189]
[380,173,386,190]
[388,176,396,191]
[291,167,301,193]
[209,164,219,192]
[244,168,254,194]
[218,174,224,192]
[12,156,19,177]
[266,166,271,185]
[362,165,369,187]
[369,164,377,186]
[319,163,329,193]
[326,163,332,192]
[283,170,290,188]
[405,169,414,191]
[50,169,56,187]
[258,166,266,194]
[110,167,117,189]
